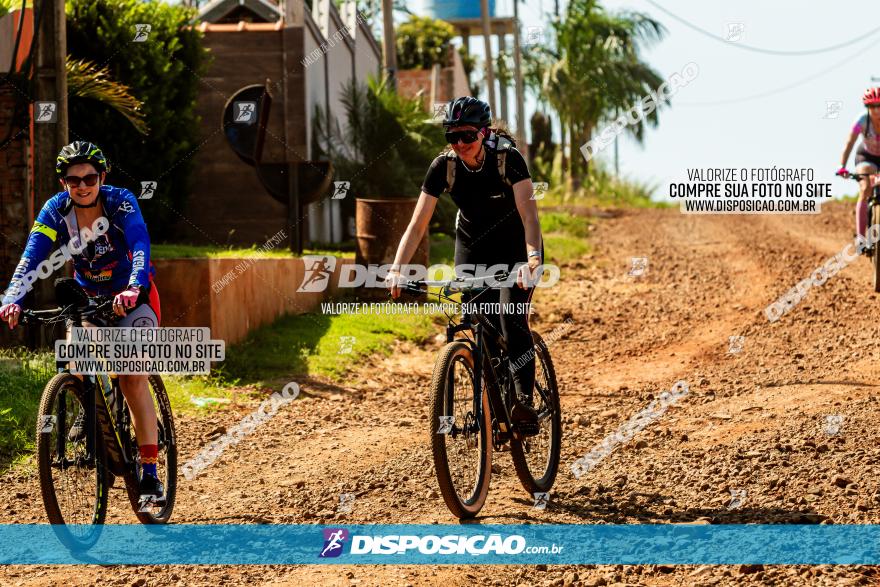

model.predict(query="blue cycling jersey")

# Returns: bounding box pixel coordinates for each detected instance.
[2,185,154,307]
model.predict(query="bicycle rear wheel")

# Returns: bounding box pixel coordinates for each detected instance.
[124,375,178,523]
[430,341,492,519]
[36,373,109,549]
[511,331,562,496]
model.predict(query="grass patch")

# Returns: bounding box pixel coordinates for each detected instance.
[209,309,437,387]
[152,241,356,260]
[0,349,55,471]
[533,160,668,209]
[539,211,592,263]
[540,212,591,238]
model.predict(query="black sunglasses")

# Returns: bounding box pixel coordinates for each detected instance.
[445,130,481,145]
[64,173,100,188]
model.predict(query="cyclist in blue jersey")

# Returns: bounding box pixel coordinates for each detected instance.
[0,141,165,501]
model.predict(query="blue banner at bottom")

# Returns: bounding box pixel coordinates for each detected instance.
[1,524,880,565]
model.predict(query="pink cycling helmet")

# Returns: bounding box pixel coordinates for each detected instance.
[863,87,880,106]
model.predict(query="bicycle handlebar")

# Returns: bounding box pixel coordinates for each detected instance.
[19,297,117,326]
[400,271,513,296]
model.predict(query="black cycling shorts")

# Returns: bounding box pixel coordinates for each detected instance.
[855,147,880,168]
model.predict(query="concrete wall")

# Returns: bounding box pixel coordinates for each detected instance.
[154,256,354,345]
[187,3,381,247]
[397,46,471,111]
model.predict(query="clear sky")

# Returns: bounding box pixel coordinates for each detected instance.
[412,0,880,200]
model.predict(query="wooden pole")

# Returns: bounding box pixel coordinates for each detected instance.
[512,0,527,158]
[34,0,67,207]
[497,32,508,125]
[31,0,67,345]
[381,0,397,89]
[480,0,496,116]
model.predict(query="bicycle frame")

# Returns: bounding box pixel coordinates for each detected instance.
[446,307,518,442]
[61,313,134,478]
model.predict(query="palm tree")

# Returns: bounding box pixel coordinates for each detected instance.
[538,0,665,189]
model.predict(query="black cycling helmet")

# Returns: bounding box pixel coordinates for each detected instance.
[443,96,491,129]
[55,141,110,176]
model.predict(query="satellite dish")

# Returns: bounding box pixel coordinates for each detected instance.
[221,84,272,165]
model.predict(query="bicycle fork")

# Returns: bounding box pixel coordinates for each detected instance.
[471,324,517,443]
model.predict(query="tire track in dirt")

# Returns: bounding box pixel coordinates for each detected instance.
[4,201,880,586]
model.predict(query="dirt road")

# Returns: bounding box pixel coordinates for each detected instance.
[4,201,880,586]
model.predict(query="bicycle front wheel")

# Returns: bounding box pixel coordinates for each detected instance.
[510,331,562,495]
[36,373,109,549]
[430,341,492,519]
[124,374,178,523]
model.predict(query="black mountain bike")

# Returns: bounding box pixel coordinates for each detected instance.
[20,278,177,548]
[849,172,880,292]
[400,272,562,518]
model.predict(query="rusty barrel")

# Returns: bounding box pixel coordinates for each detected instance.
[355,198,430,299]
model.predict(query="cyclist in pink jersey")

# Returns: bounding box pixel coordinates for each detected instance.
[837,87,880,243]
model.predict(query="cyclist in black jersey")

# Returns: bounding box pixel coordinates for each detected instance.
[386,96,545,430]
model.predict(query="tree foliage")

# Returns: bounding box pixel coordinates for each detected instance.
[531,0,666,184]
[66,0,209,240]
[395,15,455,70]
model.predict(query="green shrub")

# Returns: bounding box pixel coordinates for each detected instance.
[66,0,209,240]
[313,76,446,199]
[0,349,54,470]
[396,15,455,70]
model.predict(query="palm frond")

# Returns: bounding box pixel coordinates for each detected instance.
[66,57,148,135]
